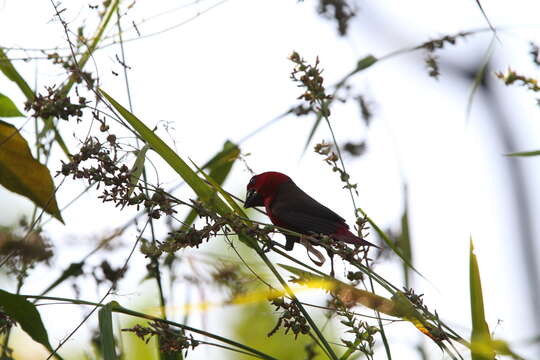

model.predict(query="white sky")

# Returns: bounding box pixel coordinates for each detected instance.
[1,0,540,359]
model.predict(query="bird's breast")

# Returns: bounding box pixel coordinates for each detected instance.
[264,196,287,227]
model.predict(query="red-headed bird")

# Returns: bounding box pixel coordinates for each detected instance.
[244,171,378,251]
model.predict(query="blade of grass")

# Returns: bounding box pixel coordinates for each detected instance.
[505,150,540,157]
[466,36,495,123]
[127,144,150,198]
[397,186,413,288]
[473,0,499,41]
[99,302,118,360]
[98,88,231,214]
[191,160,246,217]
[181,140,240,230]
[469,238,495,360]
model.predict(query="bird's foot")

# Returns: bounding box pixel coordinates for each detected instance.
[261,240,284,253]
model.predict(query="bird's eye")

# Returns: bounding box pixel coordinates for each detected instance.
[248,176,256,186]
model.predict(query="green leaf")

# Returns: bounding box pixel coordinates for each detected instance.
[470,238,495,360]
[0,93,24,117]
[0,48,34,100]
[0,49,72,158]
[0,120,63,222]
[0,289,52,350]
[353,55,378,73]
[181,140,240,230]
[99,302,118,360]
[397,186,413,287]
[506,150,540,157]
[191,160,246,217]
[466,36,495,122]
[128,144,150,198]
[100,90,214,202]
[99,89,261,254]
[39,262,84,296]
[474,0,498,39]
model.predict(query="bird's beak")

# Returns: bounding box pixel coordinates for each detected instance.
[244,189,262,208]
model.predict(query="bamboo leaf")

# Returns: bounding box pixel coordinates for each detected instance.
[0,289,52,351]
[0,93,24,117]
[470,238,495,360]
[0,120,63,222]
[99,302,118,360]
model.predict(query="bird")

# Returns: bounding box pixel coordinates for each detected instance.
[243,171,378,259]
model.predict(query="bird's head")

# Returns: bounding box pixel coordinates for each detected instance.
[244,171,291,208]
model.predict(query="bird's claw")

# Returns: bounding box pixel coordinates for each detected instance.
[261,240,284,253]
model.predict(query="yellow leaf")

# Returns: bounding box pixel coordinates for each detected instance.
[0,120,63,222]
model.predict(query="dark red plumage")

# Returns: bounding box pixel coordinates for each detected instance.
[244,171,378,251]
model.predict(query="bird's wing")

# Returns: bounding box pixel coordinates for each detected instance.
[270,181,347,235]
[272,208,342,235]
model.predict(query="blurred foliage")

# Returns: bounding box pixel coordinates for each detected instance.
[231,301,327,360]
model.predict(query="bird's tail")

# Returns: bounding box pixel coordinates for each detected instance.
[334,227,380,249]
